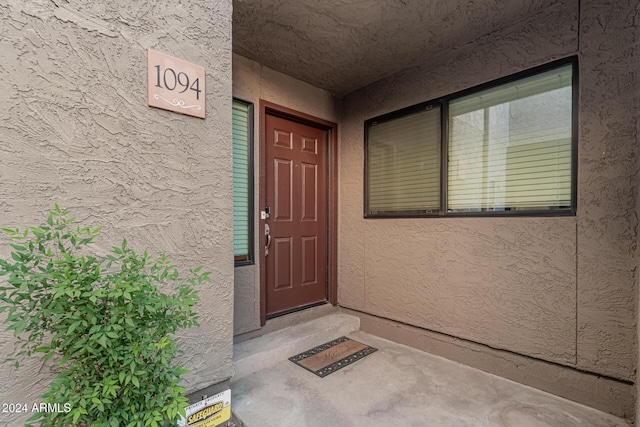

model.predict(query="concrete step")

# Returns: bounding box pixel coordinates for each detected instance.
[232,313,360,381]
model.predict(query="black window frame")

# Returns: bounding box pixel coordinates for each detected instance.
[233,97,255,266]
[364,56,579,218]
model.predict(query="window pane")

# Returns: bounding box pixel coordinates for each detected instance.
[233,100,251,261]
[366,106,441,214]
[447,64,573,212]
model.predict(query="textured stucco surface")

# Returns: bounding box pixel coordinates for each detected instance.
[338,0,638,410]
[362,219,577,363]
[637,65,640,427]
[340,0,580,365]
[576,0,640,379]
[0,0,233,425]
[233,0,566,96]
[232,53,338,335]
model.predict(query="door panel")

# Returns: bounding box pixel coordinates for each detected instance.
[265,113,327,316]
[302,163,317,221]
[301,236,317,285]
[274,237,292,290]
[274,159,292,221]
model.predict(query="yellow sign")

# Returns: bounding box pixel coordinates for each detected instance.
[178,390,231,427]
[188,406,231,427]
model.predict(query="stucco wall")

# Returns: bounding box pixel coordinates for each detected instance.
[232,53,339,336]
[576,0,639,380]
[0,0,233,425]
[637,69,640,427]
[339,0,637,390]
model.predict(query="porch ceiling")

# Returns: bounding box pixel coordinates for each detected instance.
[232,0,564,96]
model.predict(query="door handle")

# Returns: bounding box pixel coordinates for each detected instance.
[265,223,272,256]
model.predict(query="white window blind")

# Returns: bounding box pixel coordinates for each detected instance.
[447,64,572,211]
[232,100,251,260]
[367,107,441,214]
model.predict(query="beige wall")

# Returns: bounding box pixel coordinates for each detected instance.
[637,84,640,427]
[637,26,640,424]
[576,0,638,380]
[339,0,638,418]
[0,1,233,425]
[232,54,339,335]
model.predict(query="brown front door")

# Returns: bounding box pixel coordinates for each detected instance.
[264,113,327,317]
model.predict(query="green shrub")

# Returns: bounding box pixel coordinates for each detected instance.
[0,205,209,427]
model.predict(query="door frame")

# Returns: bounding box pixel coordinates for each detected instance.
[259,100,338,326]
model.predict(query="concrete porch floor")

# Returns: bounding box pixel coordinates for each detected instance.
[230,315,630,427]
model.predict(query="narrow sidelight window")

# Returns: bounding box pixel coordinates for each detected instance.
[232,99,254,263]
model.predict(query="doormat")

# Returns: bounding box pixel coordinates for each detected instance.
[289,336,377,378]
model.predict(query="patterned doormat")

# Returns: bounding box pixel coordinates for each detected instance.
[289,336,377,378]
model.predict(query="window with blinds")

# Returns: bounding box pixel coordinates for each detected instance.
[232,99,253,263]
[447,64,573,212]
[363,57,576,218]
[366,106,441,215]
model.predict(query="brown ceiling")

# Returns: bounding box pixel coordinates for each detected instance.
[232,0,564,96]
